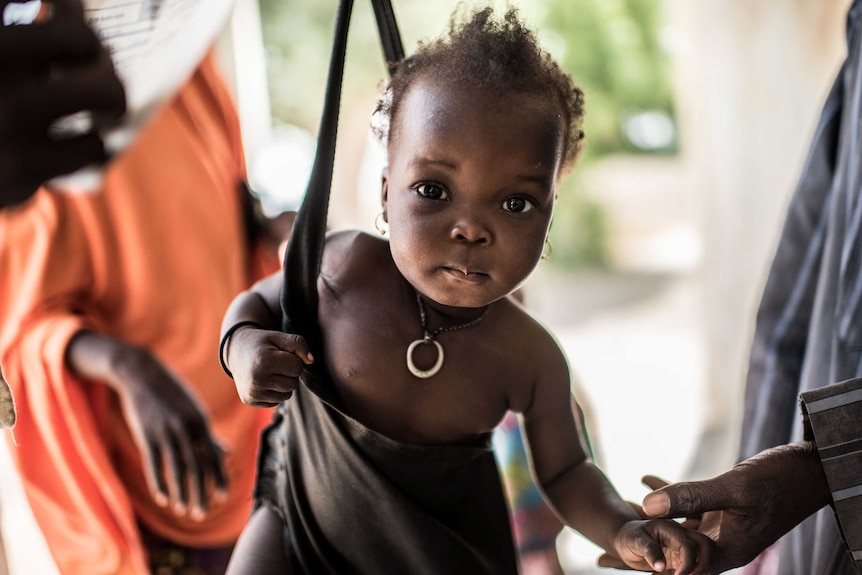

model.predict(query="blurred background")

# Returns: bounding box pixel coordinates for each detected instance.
[222,0,853,570]
[0,0,854,573]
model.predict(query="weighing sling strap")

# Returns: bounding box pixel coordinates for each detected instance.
[256,0,519,572]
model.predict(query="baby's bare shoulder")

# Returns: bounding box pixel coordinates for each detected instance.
[492,300,567,375]
[321,230,391,281]
[501,296,561,351]
[495,299,571,409]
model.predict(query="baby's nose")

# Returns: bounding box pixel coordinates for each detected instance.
[450,216,491,244]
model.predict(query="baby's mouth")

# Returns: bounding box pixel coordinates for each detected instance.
[443,266,488,280]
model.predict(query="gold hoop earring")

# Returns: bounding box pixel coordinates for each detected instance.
[541,237,553,261]
[374,212,388,236]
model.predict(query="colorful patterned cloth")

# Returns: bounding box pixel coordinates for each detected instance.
[140,524,234,575]
[493,412,563,554]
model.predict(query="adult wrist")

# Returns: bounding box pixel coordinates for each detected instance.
[797,440,832,509]
[67,330,142,393]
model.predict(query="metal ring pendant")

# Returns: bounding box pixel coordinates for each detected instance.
[406,338,444,379]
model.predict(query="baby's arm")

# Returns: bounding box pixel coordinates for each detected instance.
[523,343,713,573]
[220,272,313,407]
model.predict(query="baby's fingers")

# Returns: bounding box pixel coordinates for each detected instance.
[689,529,718,575]
[600,523,711,575]
[652,522,701,575]
[617,522,668,573]
[268,332,313,364]
[237,351,301,406]
[241,381,294,407]
[595,552,629,570]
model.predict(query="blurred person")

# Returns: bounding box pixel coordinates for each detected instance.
[0,1,285,573]
[600,1,862,573]
[0,0,124,208]
[734,1,862,573]
[0,367,8,575]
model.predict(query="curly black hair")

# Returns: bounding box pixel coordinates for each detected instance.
[373,5,585,172]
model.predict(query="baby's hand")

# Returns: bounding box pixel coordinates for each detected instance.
[613,519,715,575]
[227,327,313,407]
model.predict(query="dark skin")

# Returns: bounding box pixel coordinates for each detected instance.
[598,442,832,573]
[222,79,715,575]
[2,0,223,521]
[6,1,297,521]
[66,332,228,518]
[0,0,126,208]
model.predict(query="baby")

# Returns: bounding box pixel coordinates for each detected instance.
[220,6,713,575]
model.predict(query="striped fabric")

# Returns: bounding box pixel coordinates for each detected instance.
[738,1,862,574]
[801,378,862,575]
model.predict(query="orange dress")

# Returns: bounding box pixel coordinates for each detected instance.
[0,53,275,574]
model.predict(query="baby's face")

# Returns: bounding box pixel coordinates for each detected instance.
[383,78,565,309]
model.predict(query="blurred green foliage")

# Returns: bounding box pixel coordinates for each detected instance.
[258,0,675,269]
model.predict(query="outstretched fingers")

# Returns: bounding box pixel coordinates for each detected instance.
[179,426,228,519]
[141,438,169,508]
[144,420,228,518]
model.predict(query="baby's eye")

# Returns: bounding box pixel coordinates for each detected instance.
[503,197,535,213]
[414,183,449,201]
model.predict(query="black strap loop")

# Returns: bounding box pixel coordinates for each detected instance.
[280,0,404,360]
[371,0,404,73]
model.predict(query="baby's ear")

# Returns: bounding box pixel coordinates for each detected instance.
[380,168,389,219]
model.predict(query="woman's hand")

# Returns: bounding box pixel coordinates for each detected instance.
[67,331,225,518]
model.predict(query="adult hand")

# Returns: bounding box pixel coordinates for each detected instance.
[0,0,126,207]
[67,332,226,519]
[112,346,228,519]
[226,326,312,407]
[601,443,831,573]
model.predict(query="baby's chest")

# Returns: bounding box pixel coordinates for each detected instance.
[321,312,522,443]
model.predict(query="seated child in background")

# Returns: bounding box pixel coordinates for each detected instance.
[219,6,714,575]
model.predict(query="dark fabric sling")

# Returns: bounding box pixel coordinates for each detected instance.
[255,1,519,572]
